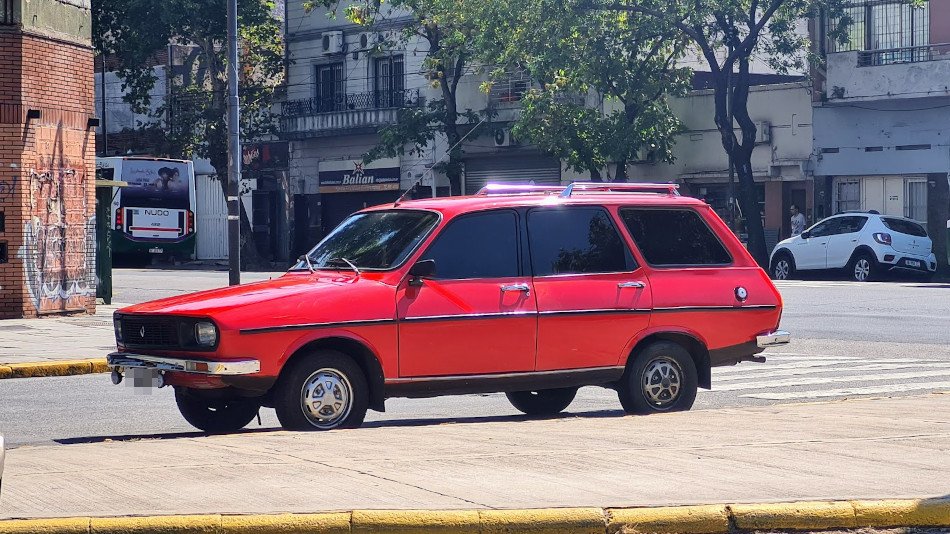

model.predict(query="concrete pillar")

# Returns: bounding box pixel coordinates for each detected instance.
[0,0,96,318]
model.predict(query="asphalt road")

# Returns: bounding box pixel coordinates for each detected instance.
[1,271,948,447]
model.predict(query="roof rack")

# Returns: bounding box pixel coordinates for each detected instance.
[559,182,679,198]
[475,184,564,196]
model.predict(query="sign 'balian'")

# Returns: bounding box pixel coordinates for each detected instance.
[319,161,400,194]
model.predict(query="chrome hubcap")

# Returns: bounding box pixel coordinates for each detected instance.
[301,368,352,428]
[854,259,870,281]
[774,260,789,280]
[642,357,682,408]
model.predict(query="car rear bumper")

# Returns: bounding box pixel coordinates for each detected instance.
[757,330,791,348]
[107,352,260,375]
[878,251,937,273]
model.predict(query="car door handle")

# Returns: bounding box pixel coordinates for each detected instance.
[618,281,646,289]
[500,283,530,295]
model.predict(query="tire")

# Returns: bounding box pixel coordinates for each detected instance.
[847,252,877,282]
[618,341,698,415]
[175,388,260,433]
[770,252,795,280]
[506,387,578,416]
[274,350,369,431]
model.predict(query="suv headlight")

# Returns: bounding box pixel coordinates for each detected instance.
[194,322,218,346]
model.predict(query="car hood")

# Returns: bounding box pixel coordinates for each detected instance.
[119,272,395,323]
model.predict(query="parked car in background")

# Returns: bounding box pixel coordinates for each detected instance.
[107,182,789,432]
[770,212,937,282]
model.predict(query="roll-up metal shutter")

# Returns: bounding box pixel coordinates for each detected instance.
[463,155,561,195]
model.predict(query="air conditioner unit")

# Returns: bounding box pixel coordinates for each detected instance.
[321,31,344,55]
[493,128,515,147]
[755,121,772,145]
[359,32,383,50]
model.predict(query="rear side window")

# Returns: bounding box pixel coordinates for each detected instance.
[882,217,928,237]
[836,216,868,234]
[527,207,636,276]
[421,210,519,279]
[620,208,732,266]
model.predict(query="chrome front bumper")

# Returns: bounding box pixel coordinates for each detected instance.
[107,352,260,375]
[756,330,791,348]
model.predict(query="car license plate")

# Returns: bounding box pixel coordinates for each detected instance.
[148,247,164,254]
[906,259,921,268]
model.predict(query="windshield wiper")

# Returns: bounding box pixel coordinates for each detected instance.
[328,257,361,278]
[297,254,315,273]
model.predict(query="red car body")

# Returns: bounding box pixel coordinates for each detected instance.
[110,183,789,431]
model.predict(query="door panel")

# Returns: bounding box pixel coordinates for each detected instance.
[794,218,838,269]
[397,278,537,376]
[826,216,868,268]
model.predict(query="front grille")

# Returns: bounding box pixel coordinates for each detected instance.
[121,316,180,348]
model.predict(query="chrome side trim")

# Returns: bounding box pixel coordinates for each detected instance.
[107,352,260,375]
[539,308,649,316]
[386,365,626,385]
[240,318,395,335]
[653,305,777,313]
[403,311,535,323]
[756,330,791,348]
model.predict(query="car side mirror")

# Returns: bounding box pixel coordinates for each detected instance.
[408,259,436,286]
[801,230,811,239]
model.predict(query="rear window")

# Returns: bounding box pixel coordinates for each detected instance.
[882,217,927,237]
[620,208,732,266]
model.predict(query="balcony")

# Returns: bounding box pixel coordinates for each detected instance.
[825,44,950,102]
[280,89,421,139]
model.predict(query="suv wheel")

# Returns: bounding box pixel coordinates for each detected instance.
[618,341,698,414]
[175,388,260,433]
[771,252,795,280]
[506,387,578,416]
[274,350,369,431]
[847,252,877,282]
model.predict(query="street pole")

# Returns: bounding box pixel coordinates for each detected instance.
[226,0,241,285]
[726,34,736,230]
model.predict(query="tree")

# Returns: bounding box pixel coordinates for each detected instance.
[93,0,284,266]
[308,0,484,195]
[927,173,950,276]
[591,0,849,266]
[472,0,690,182]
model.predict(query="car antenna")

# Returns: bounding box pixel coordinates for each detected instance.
[394,116,488,207]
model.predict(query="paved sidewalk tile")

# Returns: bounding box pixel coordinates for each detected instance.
[0,305,122,365]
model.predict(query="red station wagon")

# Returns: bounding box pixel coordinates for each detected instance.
[108,183,790,431]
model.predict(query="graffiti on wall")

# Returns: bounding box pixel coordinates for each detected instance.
[17,126,94,314]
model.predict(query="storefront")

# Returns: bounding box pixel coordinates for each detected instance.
[242,141,291,262]
[319,158,402,233]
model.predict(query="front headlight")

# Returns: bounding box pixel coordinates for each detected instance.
[113,316,123,341]
[195,322,217,346]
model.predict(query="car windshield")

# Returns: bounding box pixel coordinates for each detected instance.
[292,210,439,271]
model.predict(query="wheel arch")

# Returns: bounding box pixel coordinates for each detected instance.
[771,247,795,268]
[279,336,386,412]
[625,331,711,389]
[848,244,878,264]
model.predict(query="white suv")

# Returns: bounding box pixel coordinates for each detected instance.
[770,212,937,282]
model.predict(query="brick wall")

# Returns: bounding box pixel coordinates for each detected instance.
[0,28,96,318]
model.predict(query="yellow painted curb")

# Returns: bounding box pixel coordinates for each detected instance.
[220,513,351,534]
[479,507,605,534]
[352,509,480,534]
[607,505,729,534]
[89,514,221,533]
[729,500,857,531]
[0,359,107,379]
[851,498,950,527]
[0,517,90,534]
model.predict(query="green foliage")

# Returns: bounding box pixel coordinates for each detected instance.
[92,0,284,166]
[471,0,691,179]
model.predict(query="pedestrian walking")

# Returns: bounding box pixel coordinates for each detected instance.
[790,204,806,236]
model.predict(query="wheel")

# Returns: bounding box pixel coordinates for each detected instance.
[506,387,578,416]
[770,252,795,280]
[174,388,260,433]
[274,350,369,431]
[618,341,698,415]
[847,252,877,282]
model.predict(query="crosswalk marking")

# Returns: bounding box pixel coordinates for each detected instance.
[740,381,950,400]
[714,362,950,382]
[713,369,950,392]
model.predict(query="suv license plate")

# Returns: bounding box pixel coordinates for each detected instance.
[906,259,921,268]
[149,247,164,254]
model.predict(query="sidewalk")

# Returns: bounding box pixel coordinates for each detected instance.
[1,393,948,519]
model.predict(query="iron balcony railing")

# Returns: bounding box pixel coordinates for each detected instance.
[282,89,420,118]
[857,43,950,67]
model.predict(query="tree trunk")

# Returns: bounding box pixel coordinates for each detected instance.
[589,166,603,182]
[614,159,628,183]
[927,173,950,275]
[734,155,768,267]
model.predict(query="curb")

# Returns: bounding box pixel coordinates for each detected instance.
[0,359,109,380]
[0,499,947,533]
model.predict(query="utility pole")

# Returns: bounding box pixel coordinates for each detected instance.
[226,0,241,285]
[726,28,736,230]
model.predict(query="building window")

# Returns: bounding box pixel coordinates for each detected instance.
[905,179,927,222]
[315,62,344,112]
[374,55,405,108]
[828,1,930,64]
[835,180,861,213]
[490,71,530,105]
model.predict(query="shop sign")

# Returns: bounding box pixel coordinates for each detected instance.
[319,160,401,194]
